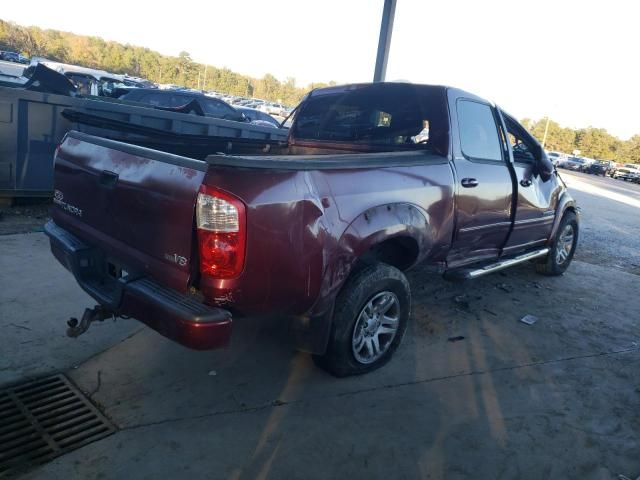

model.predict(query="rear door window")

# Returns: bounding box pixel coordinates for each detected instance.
[457,100,502,162]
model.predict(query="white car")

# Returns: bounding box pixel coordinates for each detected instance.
[547,151,568,167]
[613,164,640,182]
[259,103,286,116]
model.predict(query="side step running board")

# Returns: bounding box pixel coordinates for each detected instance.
[445,248,549,280]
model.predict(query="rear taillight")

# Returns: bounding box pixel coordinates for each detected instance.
[196,186,246,279]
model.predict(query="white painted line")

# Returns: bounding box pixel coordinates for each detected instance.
[564,175,640,209]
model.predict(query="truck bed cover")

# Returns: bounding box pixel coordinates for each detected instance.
[205,150,450,170]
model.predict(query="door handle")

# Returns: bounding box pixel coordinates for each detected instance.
[461,178,479,188]
[520,179,532,187]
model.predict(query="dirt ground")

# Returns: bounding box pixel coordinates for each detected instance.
[1,170,639,479]
[0,200,50,236]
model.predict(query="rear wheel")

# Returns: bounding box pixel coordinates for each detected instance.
[536,211,578,276]
[313,262,410,377]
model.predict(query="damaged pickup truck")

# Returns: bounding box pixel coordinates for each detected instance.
[45,82,579,376]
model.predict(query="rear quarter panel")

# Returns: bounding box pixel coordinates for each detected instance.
[201,162,455,316]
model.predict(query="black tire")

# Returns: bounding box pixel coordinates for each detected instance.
[536,211,578,276]
[313,262,410,377]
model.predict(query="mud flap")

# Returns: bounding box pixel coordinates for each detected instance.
[290,303,335,355]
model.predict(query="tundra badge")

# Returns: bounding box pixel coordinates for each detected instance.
[164,253,188,267]
[53,190,83,217]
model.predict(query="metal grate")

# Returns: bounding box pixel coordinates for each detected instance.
[0,374,115,477]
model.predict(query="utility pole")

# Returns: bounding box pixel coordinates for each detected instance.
[542,116,551,148]
[203,64,208,91]
[373,0,397,82]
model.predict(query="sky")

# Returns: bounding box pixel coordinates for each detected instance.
[2,0,639,139]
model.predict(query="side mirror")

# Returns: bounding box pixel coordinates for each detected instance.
[536,147,554,181]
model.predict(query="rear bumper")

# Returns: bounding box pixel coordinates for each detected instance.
[44,220,232,350]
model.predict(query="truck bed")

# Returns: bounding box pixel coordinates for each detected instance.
[52,131,456,318]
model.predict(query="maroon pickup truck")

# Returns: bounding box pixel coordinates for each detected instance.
[46,82,579,376]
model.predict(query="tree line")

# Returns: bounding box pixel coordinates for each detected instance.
[0,20,335,106]
[523,118,639,164]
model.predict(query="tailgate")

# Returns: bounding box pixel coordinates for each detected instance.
[52,131,206,293]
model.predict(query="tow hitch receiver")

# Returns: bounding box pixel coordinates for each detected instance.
[67,305,114,338]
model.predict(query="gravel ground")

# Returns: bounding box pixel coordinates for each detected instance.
[0,201,51,236]
[558,170,640,275]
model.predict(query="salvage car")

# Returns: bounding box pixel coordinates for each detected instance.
[0,51,28,63]
[45,82,579,376]
[120,88,246,122]
[258,102,286,116]
[562,156,588,171]
[585,160,617,176]
[235,106,281,128]
[613,163,640,182]
[547,151,568,167]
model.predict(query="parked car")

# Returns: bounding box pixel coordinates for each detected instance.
[46,82,578,377]
[280,106,295,118]
[612,164,640,182]
[120,88,245,122]
[235,107,282,128]
[547,151,568,167]
[562,156,588,171]
[1,51,22,63]
[582,158,597,170]
[259,102,286,116]
[585,160,617,176]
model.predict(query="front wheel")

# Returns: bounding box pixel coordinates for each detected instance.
[536,211,579,276]
[313,262,410,377]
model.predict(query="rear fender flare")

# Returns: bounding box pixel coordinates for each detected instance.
[335,203,433,274]
[293,203,433,354]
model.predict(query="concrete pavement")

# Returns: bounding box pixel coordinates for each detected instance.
[1,170,639,479]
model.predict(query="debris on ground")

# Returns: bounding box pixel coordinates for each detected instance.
[520,314,538,325]
[453,295,470,310]
[617,474,640,480]
[208,370,217,376]
[9,323,31,331]
[447,336,465,342]
[496,283,513,293]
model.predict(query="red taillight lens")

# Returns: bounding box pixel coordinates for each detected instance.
[196,186,246,279]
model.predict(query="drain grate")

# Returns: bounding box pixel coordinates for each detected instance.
[0,374,115,477]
